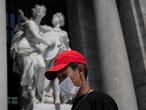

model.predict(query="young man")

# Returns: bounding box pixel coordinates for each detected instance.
[45,50,118,110]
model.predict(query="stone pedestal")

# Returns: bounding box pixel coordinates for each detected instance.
[93,0,138,110]
[33,103,72,110]
[0,0,7,110]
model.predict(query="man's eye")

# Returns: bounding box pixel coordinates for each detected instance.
[58,73,66,78]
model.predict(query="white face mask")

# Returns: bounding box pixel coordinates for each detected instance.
[59,76,80,97]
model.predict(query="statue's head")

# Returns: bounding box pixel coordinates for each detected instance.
[52,12,65,27]
[32,4,47,18]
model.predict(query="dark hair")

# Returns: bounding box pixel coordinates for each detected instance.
[69,63,88,79]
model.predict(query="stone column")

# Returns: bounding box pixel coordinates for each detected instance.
[65,0,102,90]
[93,0,138,110]
[0,0,7,110]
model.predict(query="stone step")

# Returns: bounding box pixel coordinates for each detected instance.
[33,103,72,110]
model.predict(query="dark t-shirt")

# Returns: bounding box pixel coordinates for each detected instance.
[71,91,118,110]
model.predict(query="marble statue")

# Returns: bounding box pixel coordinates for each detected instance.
[41,12,71,108]
[10,4,52,110]
[11,4,71,110]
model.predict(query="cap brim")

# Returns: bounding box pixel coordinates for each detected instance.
[45,63,69,80]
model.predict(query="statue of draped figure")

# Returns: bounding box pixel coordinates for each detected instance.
[10,4,71,110]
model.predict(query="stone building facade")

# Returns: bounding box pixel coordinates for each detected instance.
[0,0,146,110]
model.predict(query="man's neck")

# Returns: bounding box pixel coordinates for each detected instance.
[76,81,90,97]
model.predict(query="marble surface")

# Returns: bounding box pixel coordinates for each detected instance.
[33,103,72,110]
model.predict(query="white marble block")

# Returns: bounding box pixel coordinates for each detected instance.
[33,103,72,110]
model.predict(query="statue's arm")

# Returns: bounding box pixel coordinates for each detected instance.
[17,9,28,22]
[17,9,49,46]
[41,25,53,33]
[64,31,71,50]
[17,9,28,23]
[12,9,27,33]
[26,21,49,46]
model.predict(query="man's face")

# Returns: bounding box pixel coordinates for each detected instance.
[56,66,81,86]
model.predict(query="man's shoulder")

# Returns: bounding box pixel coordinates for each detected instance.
[89,90,109,97]
[97,91,112,97]
[89,90,115,101]
[88,90,118,109]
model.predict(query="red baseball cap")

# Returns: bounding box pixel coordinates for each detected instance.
[45,50,86,80]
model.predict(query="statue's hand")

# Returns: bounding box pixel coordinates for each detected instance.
[17,9,24,17]
[17,9,28,22]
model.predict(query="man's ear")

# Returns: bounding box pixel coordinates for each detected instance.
[77,64,84,75]
[77,64,85,80]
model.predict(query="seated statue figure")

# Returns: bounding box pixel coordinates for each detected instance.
[10,4,53,110]
[41,12,71,108]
